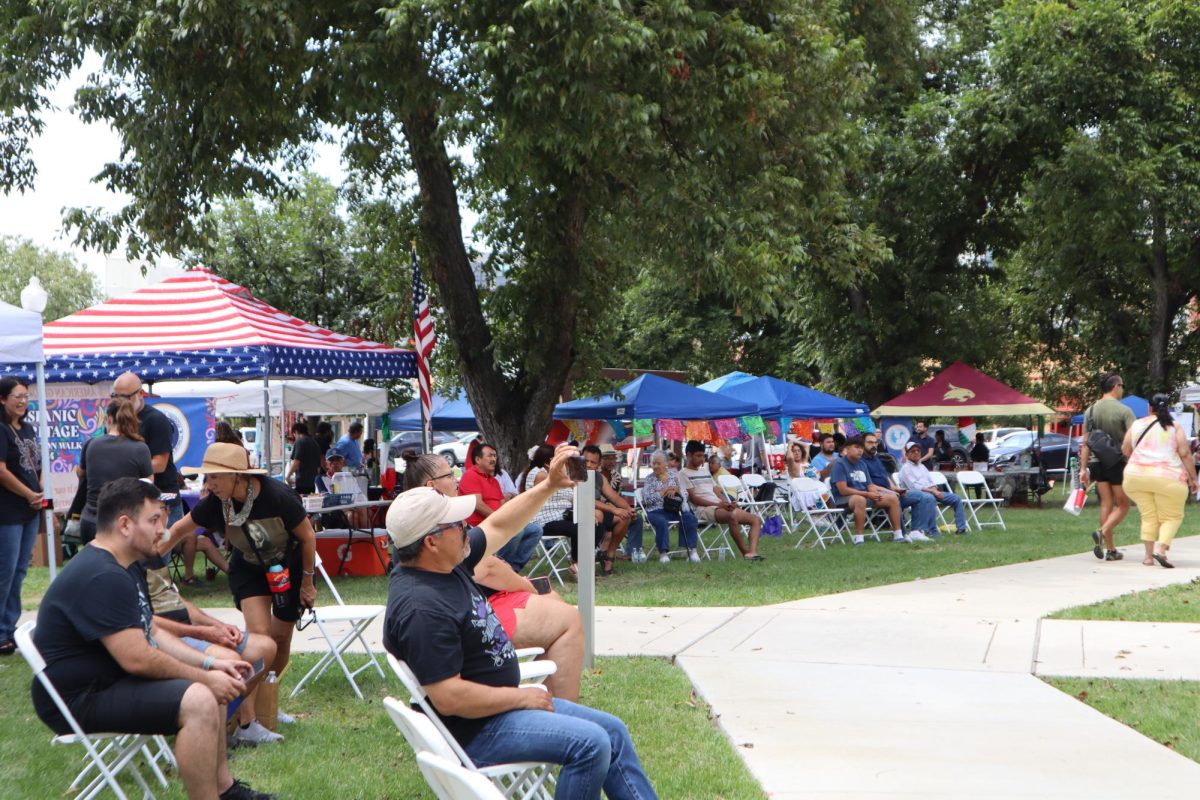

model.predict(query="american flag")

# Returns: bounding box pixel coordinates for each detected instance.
[411,245,436,435]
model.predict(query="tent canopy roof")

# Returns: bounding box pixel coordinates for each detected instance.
[873,361,1055,417]
[389,392,478,431]
[1,268,414,383]
[554,373,759,420]
[0,300,42,364]
[155,379,388,416]
[704,374,869,418]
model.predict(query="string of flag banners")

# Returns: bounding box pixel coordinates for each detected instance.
[556,415,877,446]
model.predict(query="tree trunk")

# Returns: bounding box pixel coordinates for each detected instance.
[402,106,582,475]
[1147,207,1170,388]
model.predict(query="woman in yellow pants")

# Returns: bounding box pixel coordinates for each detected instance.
[1121,394,1197,568]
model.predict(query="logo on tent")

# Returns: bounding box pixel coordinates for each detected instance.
[942,384,975,403]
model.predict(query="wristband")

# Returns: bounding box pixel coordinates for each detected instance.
[202,655,214,671]
[302,570,315,576]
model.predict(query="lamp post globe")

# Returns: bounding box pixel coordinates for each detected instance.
[20,276,48,314]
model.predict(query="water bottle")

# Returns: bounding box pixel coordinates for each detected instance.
[267,564,291,610]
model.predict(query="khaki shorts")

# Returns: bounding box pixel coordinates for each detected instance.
[695,505,720,523]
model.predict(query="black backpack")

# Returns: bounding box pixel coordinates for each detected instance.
[1085,406,1124,468]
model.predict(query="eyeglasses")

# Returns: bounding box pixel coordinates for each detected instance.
[8,394,30,402]
[427,521,465,538]
[432,473,454,482]
[110,391,140,400]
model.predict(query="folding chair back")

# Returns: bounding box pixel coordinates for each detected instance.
[387,656,557,799]
[717,474,745,503]
[288,554,387,700]
[383,696,460,762]
[929,471,951,491]
[788,477,846,549]
[417,752,507,800]
[16,621,173,800]
[954,470,1007,531]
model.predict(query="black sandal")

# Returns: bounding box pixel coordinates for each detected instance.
[597,552,615,577]
[0,639,16,656]
[1153,552,1175,569]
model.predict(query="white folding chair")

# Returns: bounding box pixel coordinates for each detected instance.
[927,471,954,528]
[736,473,783,517]
[788,477,847,549]
[289,554,387,700]
[955,470,1007,531]
[16,621,175,800]
[386,656,557,800]
[825,478,882,542]
[418,752,508,800]
[526,533,572,586]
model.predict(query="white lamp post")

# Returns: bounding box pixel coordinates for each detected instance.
[20,277,56,581]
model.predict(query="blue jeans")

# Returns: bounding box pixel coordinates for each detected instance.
[495,522,543,572]
[900,490,938,534]
[936,491,968,532]
[647,509,698,551]
[465,698,657,799]
[622,515,645,555]
[0,515,40,641]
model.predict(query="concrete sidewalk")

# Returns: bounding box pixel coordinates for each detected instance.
[676,537,1200,799]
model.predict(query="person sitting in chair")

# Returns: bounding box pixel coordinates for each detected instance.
[678,441,763,560]
[829,436,905,546]
[896,441,969,536]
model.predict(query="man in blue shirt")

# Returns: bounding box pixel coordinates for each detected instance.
[829,436,904,545]
[810,433,839,479]
[861,433,938,541]
[332,422,365,469]
[911,421,936,471]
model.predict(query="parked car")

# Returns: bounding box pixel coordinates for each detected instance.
[388,430,458,458]
[989,431,1080,471]
[978,427,1026,447]
[433,432,482,466]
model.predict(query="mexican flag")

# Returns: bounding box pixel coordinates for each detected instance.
[958,417,976,446]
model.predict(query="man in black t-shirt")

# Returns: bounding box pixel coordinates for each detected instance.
[284,421,322,495]
[112,372,183,521]
[32,477,275,800]
[383,446,657,799]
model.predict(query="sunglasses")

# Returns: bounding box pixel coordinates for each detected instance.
[295,608,317,631]
[428,520,466,538]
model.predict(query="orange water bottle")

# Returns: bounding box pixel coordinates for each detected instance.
[267,564,291,610]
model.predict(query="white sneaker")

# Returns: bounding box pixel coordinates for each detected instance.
[893,533,911,543]
[688,549,701,563]
[908,531,932,542]
[231,720,284,746]
[659,553,670,564]
[275,710,295,725]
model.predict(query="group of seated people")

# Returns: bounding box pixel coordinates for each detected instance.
[29,445,656,799]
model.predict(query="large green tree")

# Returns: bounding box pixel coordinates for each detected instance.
[989,0,1200,399]
[0,236,104,321]
[1,1,884,469]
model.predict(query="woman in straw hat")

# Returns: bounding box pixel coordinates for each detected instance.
[160,442,317,728]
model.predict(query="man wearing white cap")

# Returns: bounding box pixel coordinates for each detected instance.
[896,441,969,535]
[383,445,657,799]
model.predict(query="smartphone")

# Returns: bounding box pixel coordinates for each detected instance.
[530,576,552,595]
[566,455,588,482]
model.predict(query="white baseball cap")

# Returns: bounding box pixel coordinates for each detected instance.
[385,487,476,549]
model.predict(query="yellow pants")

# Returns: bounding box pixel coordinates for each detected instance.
[1123,472,1188,546]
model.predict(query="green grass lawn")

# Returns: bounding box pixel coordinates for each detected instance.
[0,653,763,799]
[1048,577,1200,623]
[1044,677,1200,764]
[20,504,1153,612]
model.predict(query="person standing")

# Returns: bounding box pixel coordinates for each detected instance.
[911,421,936,471]
[160,442,318,727]
[332,421,365,469]
[76,398,153,544]
[1121,394,1197,569]
[284,421,322,495]
[1079,372,1136,561]
[110,372,184,527]
[0,377,42,656]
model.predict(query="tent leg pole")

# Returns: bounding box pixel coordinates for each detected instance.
[262,378,270,473]
[36,361,55,581]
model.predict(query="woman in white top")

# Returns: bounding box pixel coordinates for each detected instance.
[1121,393,1198,568]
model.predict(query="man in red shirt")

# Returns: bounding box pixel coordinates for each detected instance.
[458,443,542,571]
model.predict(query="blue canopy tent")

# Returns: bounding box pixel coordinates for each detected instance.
[388,391,479,431]
[1069,395,1149,425]
[703,374,870,420]
[553,374,759,421]
[696,371,757,393]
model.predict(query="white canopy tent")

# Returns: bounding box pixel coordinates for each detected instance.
[153,379,388,417]
[0,299,56,579]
